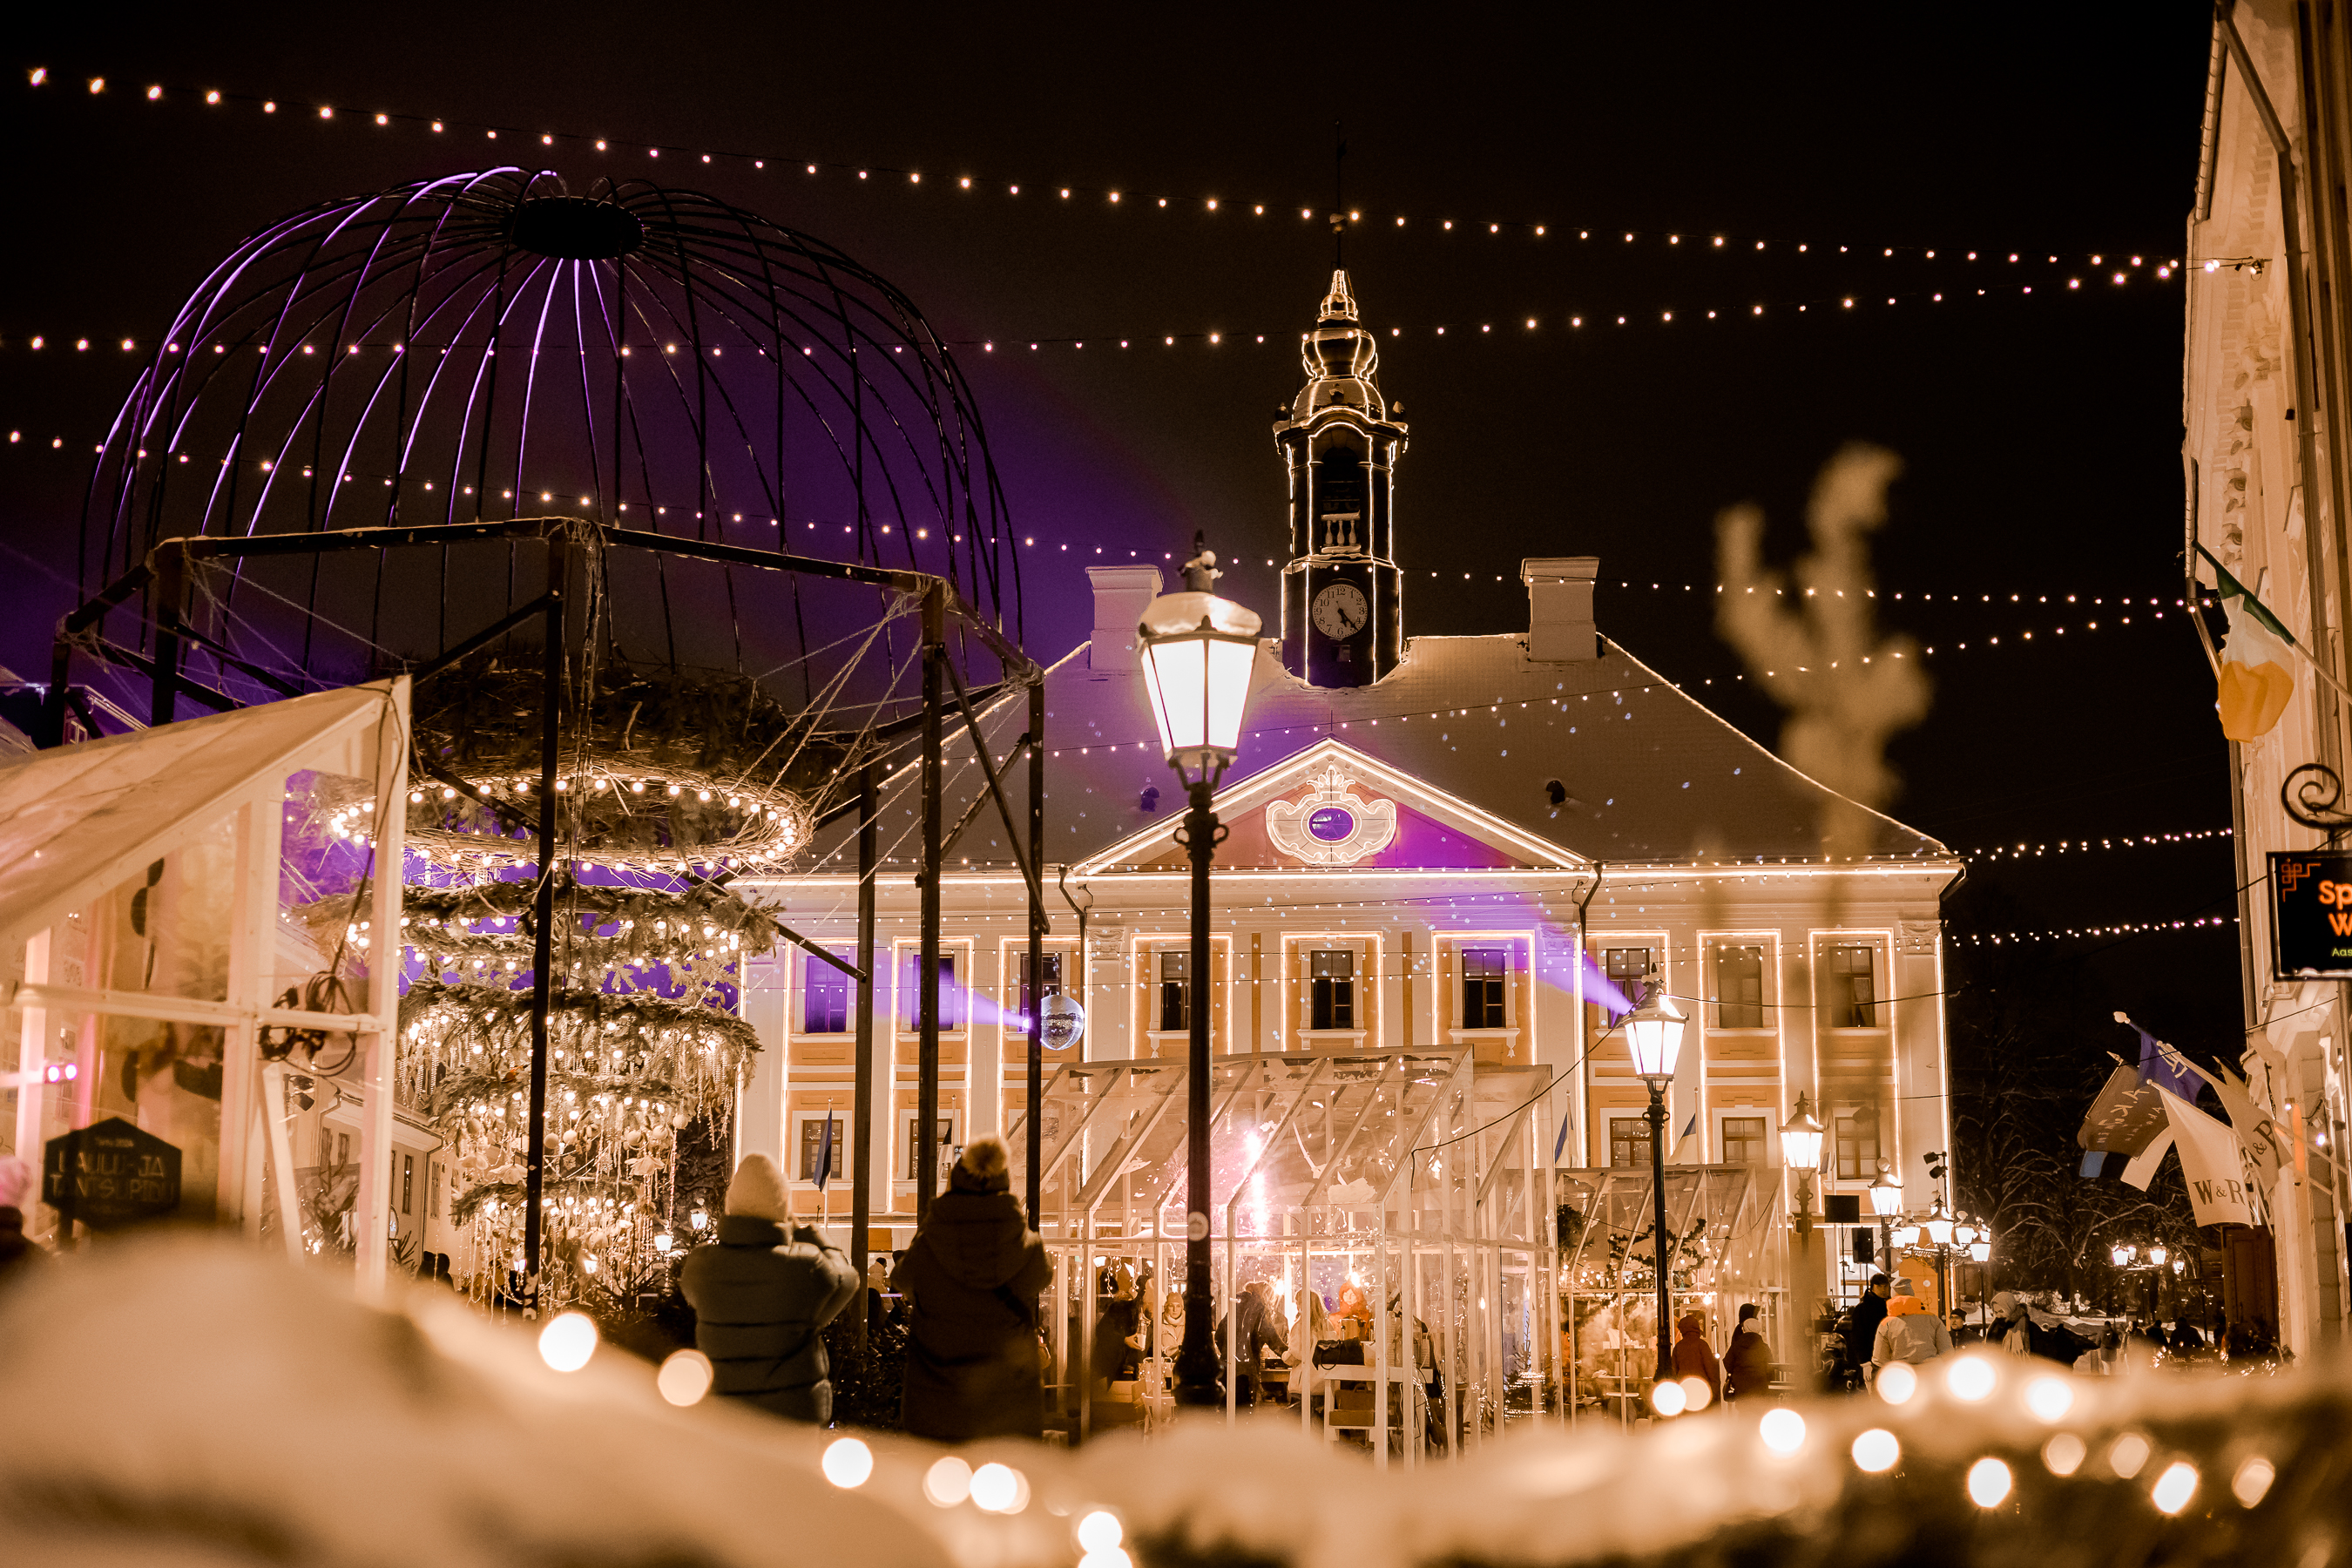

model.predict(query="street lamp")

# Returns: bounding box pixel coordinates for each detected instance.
[2111,1242,2135,1268]
[1621,977,1686,1385]
[1138,534,1262,1410]
[2147,1242,2169,1267]
[1779,1093,1825,1242]
[1867,1169,1903,1277]
[1922,1195,1955,1248]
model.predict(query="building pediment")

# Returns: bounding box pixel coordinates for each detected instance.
[1078,739,1585,874]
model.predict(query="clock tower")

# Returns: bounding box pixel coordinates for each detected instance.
[1276,270,1408,686]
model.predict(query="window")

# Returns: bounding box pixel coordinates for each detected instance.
[1721,1116,1767,1166]
[429,1162,442,1219]
[1824,945,1876,1027]
[798,1114,846,1183]
[1158,950,1190,1031]
[1834,1105,1882,1180]
[1609,1115,1653,1169]
[1018,950,1064,1024]
[1462,947,1508,1028]
[1602,946,1652,1024]
[897,952,962,1031]
[1311,950,1355,1031]
[902,1117,956,1181]
[1716,945,1765,1029]
[804,951,850,1034]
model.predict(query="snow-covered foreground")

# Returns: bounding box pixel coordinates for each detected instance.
[0,1242,2341,1567]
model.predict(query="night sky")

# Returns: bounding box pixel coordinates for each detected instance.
[2,6,2236,1053]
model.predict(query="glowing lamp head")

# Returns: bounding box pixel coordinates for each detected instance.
[689,1206,709,1232]
[1892,1222,1920,1247]
[1969,1239,1991,1263]
[2147,1243,2168,1267]
[1779,1092,1825,1173]
[2111,1243,2134,1268]
[1137,578,1263,787]
[1923,1197,1955,1247]
[1867,1170,1904,1217]
[1954,1221,1979,1247]
[1620,978,1686,1084]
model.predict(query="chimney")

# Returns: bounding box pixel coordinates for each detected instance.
[1521,558,1599,662]
[1086,564,1165,672]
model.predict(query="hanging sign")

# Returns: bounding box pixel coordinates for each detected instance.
[42,1117,183,1228]
[1038,992,1085,1051]
[2269,851,2352,977]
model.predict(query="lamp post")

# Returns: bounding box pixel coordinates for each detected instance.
[1867,1170,1904,1278]
[1137,534,1262,1409]
[1780,1094,1826,1239]
[1621,977,1686,1384]
[1921,1194,1954,1319]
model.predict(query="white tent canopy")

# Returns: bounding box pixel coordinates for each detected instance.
[1,679,409,1289]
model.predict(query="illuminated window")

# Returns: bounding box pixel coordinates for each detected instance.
[798,1115,845,1182]
[1824,945,1876,1027]
[1721,1116,1767,1166]
[1834,1105,1882,1180]
[1462,947,1507,1028]
[1609,1115,1653,1169]
[902,1115,956,1181]
[898,952,962,1031]
[804,951,850,1033]
[1018,950,1064,1023]
[1716,945,1766,1028]
[1602,947,1652,1024]
[1159,950,1189,1031]
[1311,950,1355,1030]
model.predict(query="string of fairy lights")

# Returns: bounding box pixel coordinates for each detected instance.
[1950,917,2239,948]
[0,261,2174,370]
[1963,829,2232,864]
[24,66,2170,267]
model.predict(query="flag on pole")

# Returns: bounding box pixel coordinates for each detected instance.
[1672,1114,1699,1162]
[816,1110,835,1194]
[2116,1011,2286,1184]
[2200,547,2298,739]
[2118,1015,2201,1102]
[2158,1085,2259,1227]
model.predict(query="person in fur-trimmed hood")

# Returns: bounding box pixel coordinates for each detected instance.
[679,1153,860,1424]
[894,1136,1051,1441]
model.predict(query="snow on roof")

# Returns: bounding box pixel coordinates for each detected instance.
[803,633,1946,876]
[0,681,401,953]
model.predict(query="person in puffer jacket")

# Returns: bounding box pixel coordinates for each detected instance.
[895,1136,1051,1441]
[679,1153,860,1423]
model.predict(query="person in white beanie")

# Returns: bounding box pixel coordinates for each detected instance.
[679,1153,859,1423]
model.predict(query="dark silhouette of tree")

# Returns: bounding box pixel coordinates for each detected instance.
[1947,895,2206,1315]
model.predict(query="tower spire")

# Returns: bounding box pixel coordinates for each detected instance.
[1271,271,1408,688]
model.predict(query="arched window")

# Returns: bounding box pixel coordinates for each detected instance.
[1315,443,1366,552]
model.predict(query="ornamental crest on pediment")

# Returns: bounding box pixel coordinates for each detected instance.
[1265,760,1397,866]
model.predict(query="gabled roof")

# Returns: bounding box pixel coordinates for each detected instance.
[796,632,1948,879]
[0,681,403,954]
[1079,737,1586,873]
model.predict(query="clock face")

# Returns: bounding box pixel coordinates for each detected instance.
[1311,582,1370,640]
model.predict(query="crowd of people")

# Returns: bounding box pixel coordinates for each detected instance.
[1821,1273,2276,1388]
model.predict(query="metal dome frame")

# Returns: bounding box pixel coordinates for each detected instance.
[38,171,1053,1301]
[73,167,1018,663]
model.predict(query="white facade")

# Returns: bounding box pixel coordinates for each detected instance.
[2185,0,2352,1356]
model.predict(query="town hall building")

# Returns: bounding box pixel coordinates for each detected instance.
[733,271,1961,1391]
